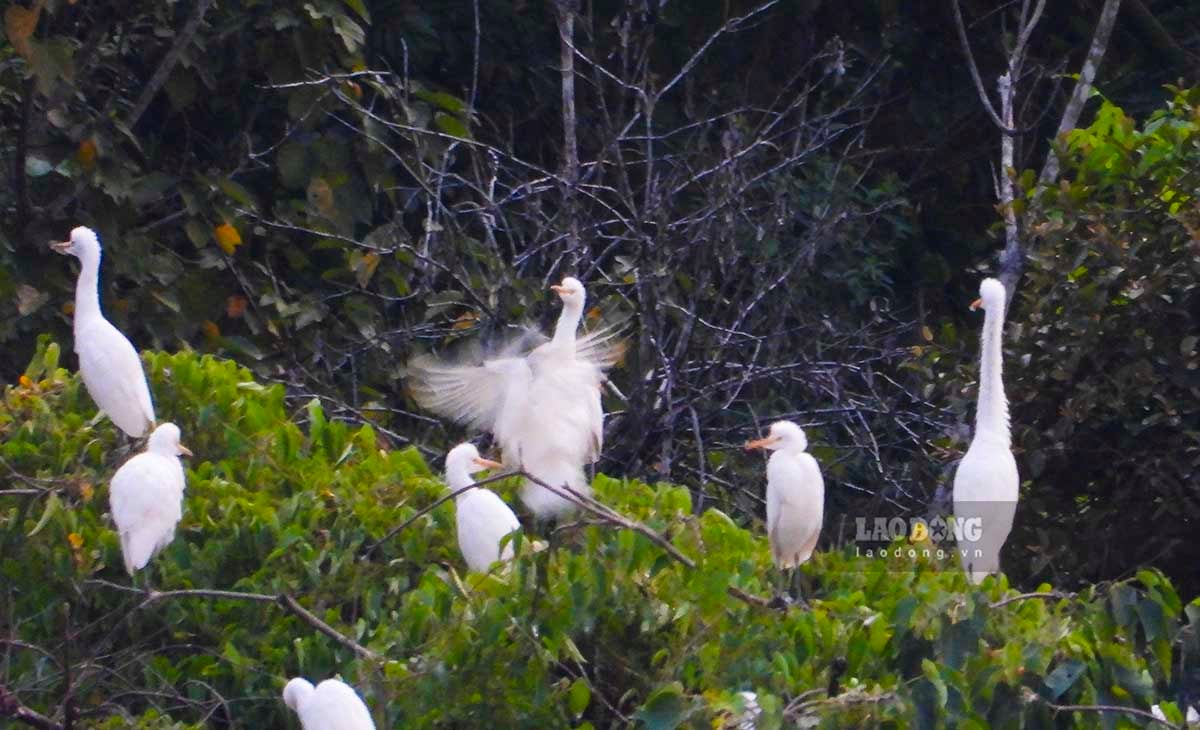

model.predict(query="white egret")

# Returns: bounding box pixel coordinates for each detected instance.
[409,277,623,519]
[52,226,156,438]
[110,422,190,575]
[445,442,521,572]
[282,677,376,730]
[746,421,825,573]
[952,277,1019,584]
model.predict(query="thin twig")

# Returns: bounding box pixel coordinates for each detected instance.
[989,591,1075,609]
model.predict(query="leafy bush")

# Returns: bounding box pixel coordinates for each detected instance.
[1007,85,1200,594]
[2,344,1197,728]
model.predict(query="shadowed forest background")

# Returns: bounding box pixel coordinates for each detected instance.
[2,1,1200,727]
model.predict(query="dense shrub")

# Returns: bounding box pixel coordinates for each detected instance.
[2,344,1197,728]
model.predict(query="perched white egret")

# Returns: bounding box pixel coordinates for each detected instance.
[282,677,376,730]
[952,277,1019,584]
[52,226,155,438]
[409,277,623,519]
[445,442,521,572]
[110,423,191,575]
[746,421,825,571]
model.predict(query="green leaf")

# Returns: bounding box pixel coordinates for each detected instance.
[1042,660,1085,700]
[27,492,62,537]
[638,682,687,730]
[568,677,591,716]
[434,112,470,139]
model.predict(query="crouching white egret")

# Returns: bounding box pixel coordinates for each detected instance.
[446,442,522,572]
[282,677,376,730]
[110,422,190,575]
[52,226,156,438]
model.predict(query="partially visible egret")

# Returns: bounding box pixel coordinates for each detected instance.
[446,442,521,572]
[282,677,376,730]
[110,423,190,576]
[952,277,1019,584]
[409,276,623,519]
[747,420,824,602]
[52,226,155,438]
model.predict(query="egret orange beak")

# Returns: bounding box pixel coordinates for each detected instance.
[51,240,71,254]
[969,298,982,311]
[745,436,777,450]
[473,457,504,470]
[178,444,193,457]
[550,284,567,295]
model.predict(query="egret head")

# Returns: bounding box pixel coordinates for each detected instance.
[970,277,1006,313]
[550,276,586,309]
[745,420,808,453]
[51,226,101,258]
[282,677,315,711]
[147,422,192,457]
[445,442,503,487]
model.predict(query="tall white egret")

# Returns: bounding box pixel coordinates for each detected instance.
[445,442,521,572]
[409,277,623,519]
[952,277,1019,584]
[282,677,376,730]
[746,421,825,573]
[52,226,156,437]
[110,422,190,575]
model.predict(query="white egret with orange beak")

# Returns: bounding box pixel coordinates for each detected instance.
[110,423,191,576]
[409,277,624,519]
[952,277,1019,584]
[747,421,825,574]
[283,677,376,730]
[445,442,522,572]
[51,226,156,438]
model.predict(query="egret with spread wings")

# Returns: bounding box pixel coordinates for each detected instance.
[408,277,624,519]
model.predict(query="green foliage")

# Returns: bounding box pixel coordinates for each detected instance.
[3,345,1197,727]
[1010,85,1200,593]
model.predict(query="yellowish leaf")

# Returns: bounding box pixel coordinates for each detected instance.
[355,252,380,288]
[18,374,33,388]
[4,1,42,60]
[78,481,94,503]
[201,320,221,339]
[225,294,248,319]
[76,138,97,170]
[67,532,83,550]
[586,306,603,323]
[307,178,335,217]
[921,325,933,342]
[214,222,242,254]
[451,311,478,330]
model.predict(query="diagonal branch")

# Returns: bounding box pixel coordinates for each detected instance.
[0,685,63,730]
[125,0,216,130]
[87,580,382,663]
[1037,0,1123,185]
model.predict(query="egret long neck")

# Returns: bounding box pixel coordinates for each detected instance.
[446,465,475,497]
[73,247,103,325]
[551,301,583,349]
[975,303,1010,445]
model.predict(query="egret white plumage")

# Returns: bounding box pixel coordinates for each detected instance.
[409,277,623,519]
[952,277,1019,584]
[110,422,190,575]
[746,421,825,572]
[52,226,156,438]
[445,442,521,572]
[282,677,376,730]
